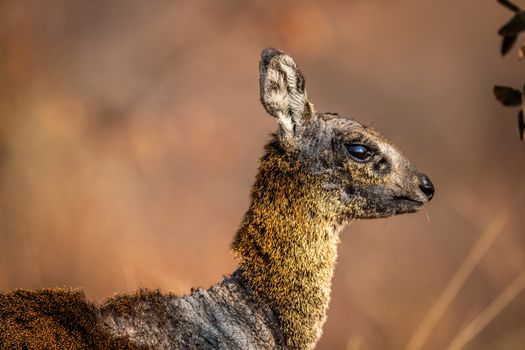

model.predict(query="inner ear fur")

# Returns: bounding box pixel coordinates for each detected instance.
[259,48,313,136]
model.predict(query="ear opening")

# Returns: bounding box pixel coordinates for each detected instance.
[259,48,313,136]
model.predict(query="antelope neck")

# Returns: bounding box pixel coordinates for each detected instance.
[232,141,344,349]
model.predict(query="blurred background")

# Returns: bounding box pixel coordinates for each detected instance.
[1,0,524,349]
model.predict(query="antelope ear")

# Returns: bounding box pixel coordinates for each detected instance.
[259,48,313,137]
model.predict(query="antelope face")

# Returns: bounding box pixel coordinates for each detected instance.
[309,113,434,219]
[259,48,434,220]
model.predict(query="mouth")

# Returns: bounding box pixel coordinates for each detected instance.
[391,195,424,213]
[393,195,424,206]
[347,190,427,219]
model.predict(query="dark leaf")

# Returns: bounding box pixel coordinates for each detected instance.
[519,109,525,140]
[498,12,525,36]
[497,0,521,13]
[501,35,518,55]
[494,85,522,106]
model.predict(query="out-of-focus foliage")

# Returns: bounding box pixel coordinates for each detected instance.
[493,86,524,140]
[495,0,525,140]
[494,86,523,107]
[498,0,525,55]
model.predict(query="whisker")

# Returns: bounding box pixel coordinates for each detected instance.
[424,208,431,223]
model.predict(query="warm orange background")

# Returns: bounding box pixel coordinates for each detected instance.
[1,1,524,349]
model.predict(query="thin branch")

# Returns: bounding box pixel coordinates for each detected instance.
[498,0,521,13]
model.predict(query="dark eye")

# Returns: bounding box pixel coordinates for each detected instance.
[345,144,374,162]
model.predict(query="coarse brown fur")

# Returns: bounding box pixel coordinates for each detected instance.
[0,288,140,349]
[0,48,434,349]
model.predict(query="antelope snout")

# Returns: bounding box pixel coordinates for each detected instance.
[418,174,434,201]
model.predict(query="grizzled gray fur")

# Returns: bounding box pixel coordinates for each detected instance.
[100,271,284,349]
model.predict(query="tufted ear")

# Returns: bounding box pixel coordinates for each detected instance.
[259,48,314,138]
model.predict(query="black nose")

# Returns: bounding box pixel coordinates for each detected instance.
[419,175,434,201]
